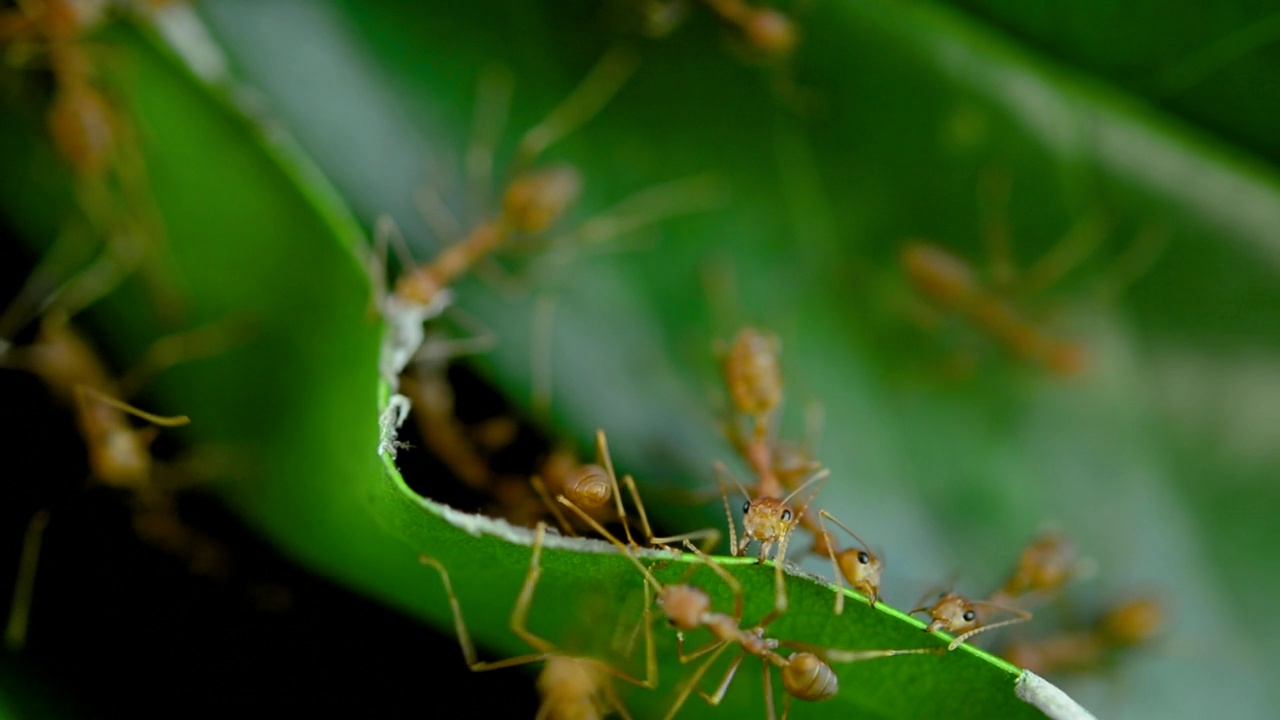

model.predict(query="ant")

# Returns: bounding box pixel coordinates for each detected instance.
[419,521,657,720]
[897,170,1130,378]
[988,529,1083,606]
[370,46,639,391]
[999,595,1164,675]
[630,0,799,62]
[715,326,838,560]
[816,510,882,614]
[1,245,247,649]
[559,494,941,720]
[910,529,1095,652]
[715,460,828,616]
[1,0,182,315]
[908,589,1031,653]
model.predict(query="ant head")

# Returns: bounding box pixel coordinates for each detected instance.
[741,8,799,60]
[781,652,837,701]
[502,165,582,234]
[837,547,883,605]
[565,464,611,510]
[658,584,709,632]
[742,497,795,543]
[925,593,979,634]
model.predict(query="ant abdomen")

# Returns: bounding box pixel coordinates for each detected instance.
[722,326,782,418]
[782,652,838,702]
[563,464,611,510]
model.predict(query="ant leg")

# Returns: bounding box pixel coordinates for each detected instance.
[118,314,254,397]
[555,495,662,593]
[417,552,553,672]
[818,510,846,615]
[713,462,744,557]
[529,293,557,422]
[412,305,498,364]
[978,165,1016,290]
[594,429,638,547]
[597,579,657,690]
[764,656,778,720]
[5,510,51,650]
[696,648,749,706]
[530,476,576,536]
[1017,208,1110,300]
[465,63,515,209]
[681,541,746,625]
[515,44,639,167]
[662,642,733,720]
[74,385,191,426]
[1091,223,1170,305]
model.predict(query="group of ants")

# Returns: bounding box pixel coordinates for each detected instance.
[1,1,1161,719]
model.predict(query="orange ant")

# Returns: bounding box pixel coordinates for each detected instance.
[370,47,638,389]
[714,461,827,619]
[999,595,1164,675]
[559,495,940,720]
[896,170,1131,378]
[909,589,1032,652]
[988,529,1082,606]
[631,0,799,61]
[419,522,657,720]
[816,510,882,613]
[1,0,183,317]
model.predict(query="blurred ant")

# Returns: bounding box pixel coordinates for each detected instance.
[999,594,1164,676]
[560,495,940,720]
[0,0,183,316]
[898,170,1131,378]
[907,530,1081,652]
[1,246,246,649]
[629,0,799,62]
[419,522,657,720]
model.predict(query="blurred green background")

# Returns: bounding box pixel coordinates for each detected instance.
[3,0,1279,718]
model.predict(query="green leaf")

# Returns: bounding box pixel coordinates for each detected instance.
[191,0,1280,718]
[0,9,1060,720]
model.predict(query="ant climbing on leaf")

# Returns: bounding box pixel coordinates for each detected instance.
[559,494,940,720]
[420,522,657,720]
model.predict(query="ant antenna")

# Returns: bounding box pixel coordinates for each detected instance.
[516,44,640,167]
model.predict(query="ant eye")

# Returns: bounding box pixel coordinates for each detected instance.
[858,551,870,564]
[780,509,792,522]
[963,610,976,622]
[742,501,751,515]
